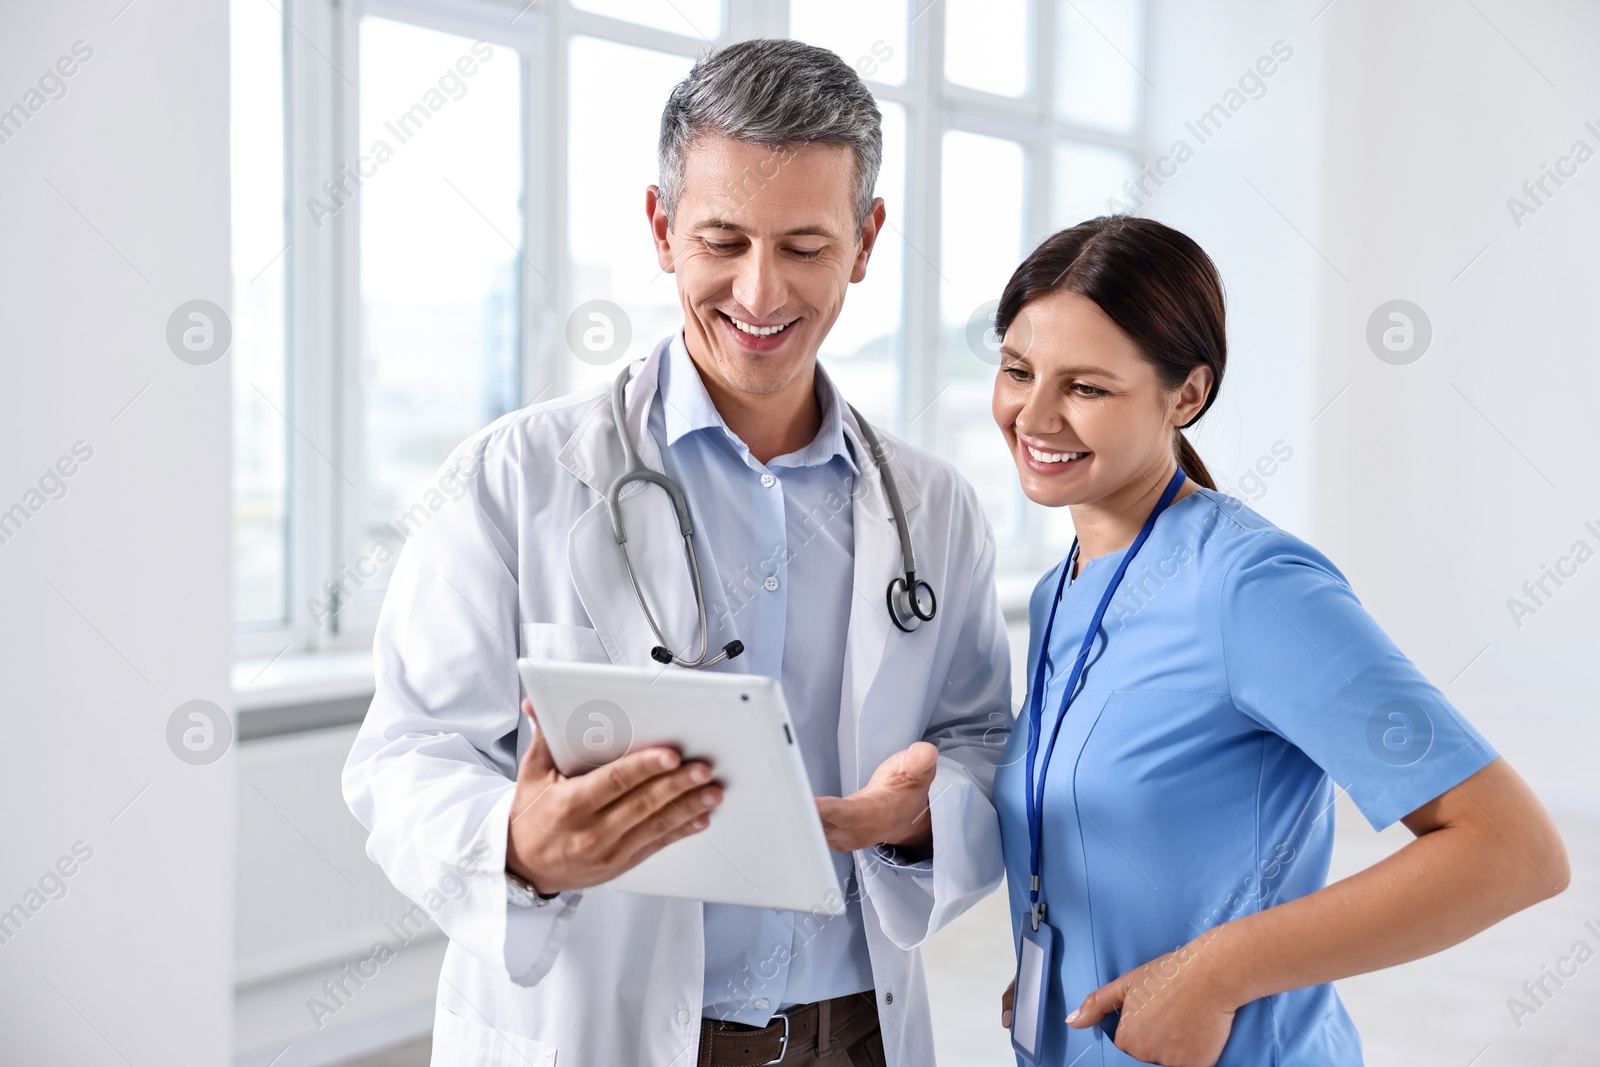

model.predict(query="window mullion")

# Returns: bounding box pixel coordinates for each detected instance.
[901,0,944,446]
[1030,0,1056,244]
[527,4,564,404]
[723,0,772,40]
[763,0,791,39]
[1021,0,1056,565]
[567,9,717,54]
[329,0,365,650]
[363,0,535,43]
[279,0,349,654]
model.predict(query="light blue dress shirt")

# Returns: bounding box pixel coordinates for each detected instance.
[648,332,876,1025]
[995,487,1499,1065]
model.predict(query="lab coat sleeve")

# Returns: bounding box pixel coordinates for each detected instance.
[860,509,1010,950]
[342,427,581,986]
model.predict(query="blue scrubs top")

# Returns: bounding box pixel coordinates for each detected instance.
[995,487,1498,1066]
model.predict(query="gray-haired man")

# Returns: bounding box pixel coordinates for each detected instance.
[344,38,1010,1067]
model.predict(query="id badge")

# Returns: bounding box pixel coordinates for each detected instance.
[1010,919,1054,1064]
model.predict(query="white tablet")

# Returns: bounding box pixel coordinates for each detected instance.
[516,658,845,916]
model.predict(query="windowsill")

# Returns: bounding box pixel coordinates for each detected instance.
[234,648,375,709]
[233,649,376,740]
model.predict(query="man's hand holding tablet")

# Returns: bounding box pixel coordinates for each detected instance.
[505,698,724,896]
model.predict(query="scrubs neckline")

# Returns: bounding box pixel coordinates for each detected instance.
[1067,486,1209,584]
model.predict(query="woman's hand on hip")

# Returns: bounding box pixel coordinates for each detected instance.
[1068,945,1238,1066]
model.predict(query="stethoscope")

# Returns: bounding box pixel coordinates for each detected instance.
[607,364,936,668]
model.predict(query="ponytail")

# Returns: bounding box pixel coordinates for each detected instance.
[1175,430,1215,490]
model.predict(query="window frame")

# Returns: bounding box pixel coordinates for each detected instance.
[236,0,1146,662]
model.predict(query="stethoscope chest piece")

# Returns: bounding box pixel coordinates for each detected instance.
[849,402,938,635]
[887,574,937,632]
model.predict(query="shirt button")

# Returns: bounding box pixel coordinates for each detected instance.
[760,473,776,488]
[763,576,779,592]
[676,1009,691,1025]
[754,998,771,1012]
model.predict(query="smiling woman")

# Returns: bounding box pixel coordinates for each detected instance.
[987,216,1569,1067]
[992,216,1224,518]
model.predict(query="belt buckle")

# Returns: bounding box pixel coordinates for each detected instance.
[759,1011,789,1065]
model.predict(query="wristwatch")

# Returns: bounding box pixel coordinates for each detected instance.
[505,870,560,908]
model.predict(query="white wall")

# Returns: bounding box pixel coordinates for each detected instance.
[1142,0,1327,541]
[233,725,440,1065]
[1310,0,1600,810]
[1146,0,1599,811]
[0,3,235,1064]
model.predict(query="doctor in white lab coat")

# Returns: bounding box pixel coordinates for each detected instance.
[344,39,1010,1067]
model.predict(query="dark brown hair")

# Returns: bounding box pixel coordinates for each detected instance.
[994,215,1225,490]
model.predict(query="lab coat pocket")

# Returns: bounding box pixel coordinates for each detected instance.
[518,621,610,663]
[431,1004,557,1067]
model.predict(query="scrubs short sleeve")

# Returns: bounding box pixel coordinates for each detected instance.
[1219,530,1499,831]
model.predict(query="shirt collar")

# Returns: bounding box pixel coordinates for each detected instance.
[661,330,859,473]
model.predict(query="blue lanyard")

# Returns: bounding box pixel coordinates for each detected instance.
[1023,467,1186,931]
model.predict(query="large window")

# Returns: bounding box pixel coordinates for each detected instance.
[565,35,694,395]
[351,18,524,631]
[231,0,289,631]
[231,0,1146,661]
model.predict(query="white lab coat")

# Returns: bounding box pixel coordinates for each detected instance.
[343,336,1011,1067]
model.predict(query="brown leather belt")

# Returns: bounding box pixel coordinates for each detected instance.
[699,991,876,1066]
